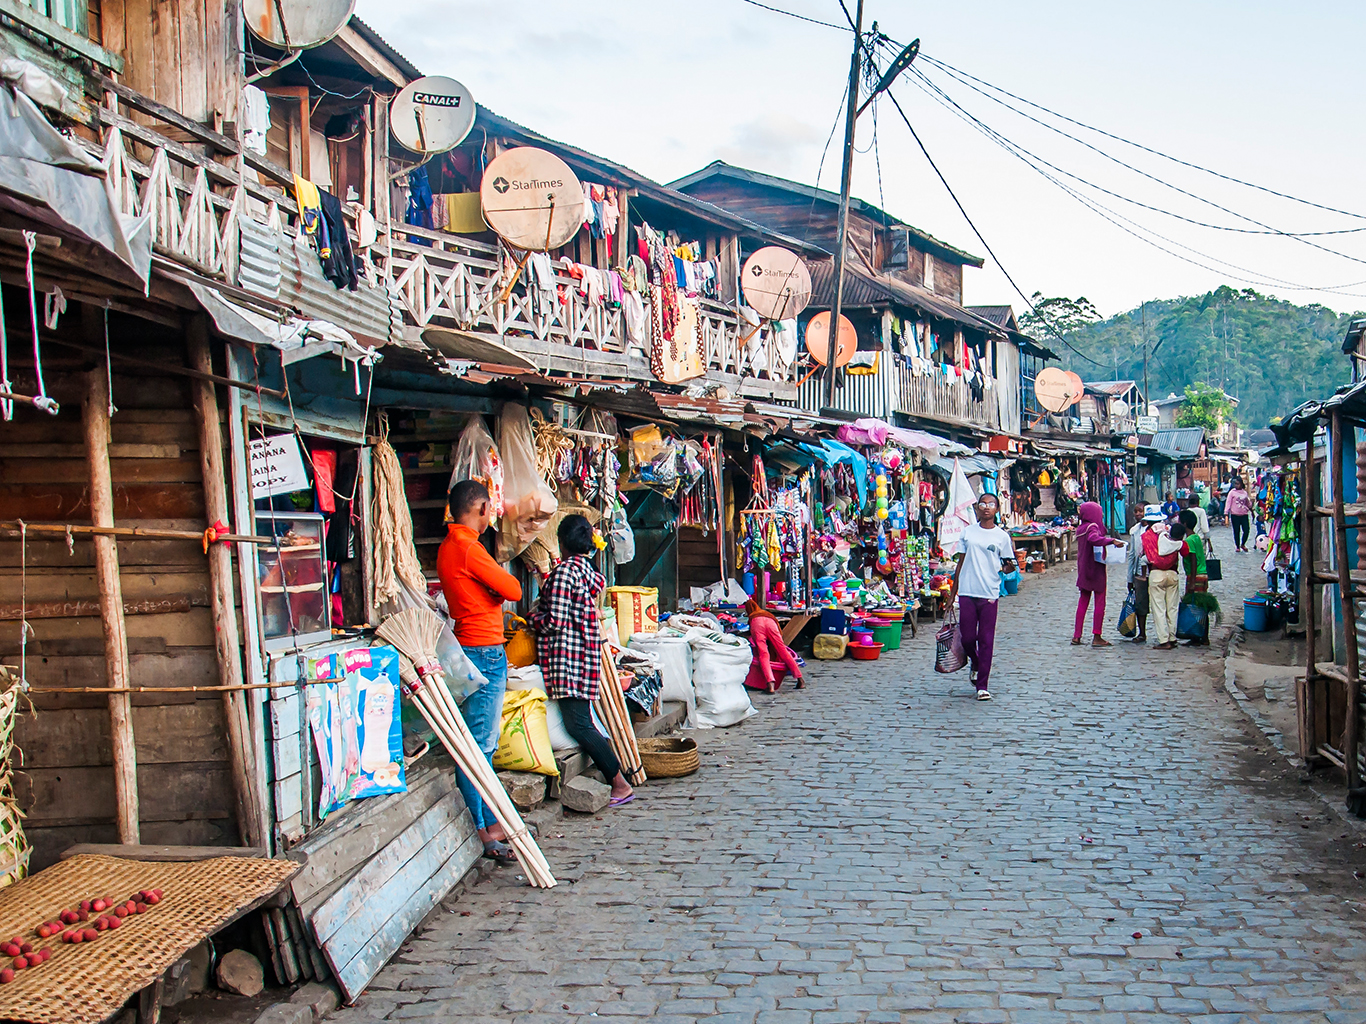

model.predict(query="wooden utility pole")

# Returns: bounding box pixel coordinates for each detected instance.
[82,357,139,843]
[188,317,265,848]
[823,0,864,411]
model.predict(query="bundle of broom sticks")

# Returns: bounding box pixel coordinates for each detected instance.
[597,640,646,786]
[376,607,556,888]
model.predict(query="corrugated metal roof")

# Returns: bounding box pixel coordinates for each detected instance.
[348,16,422,81]
[807,261,1004,336]
[1151,427,1206,459]
[669,160,984,267]
[966,305,1015,329]
[1084,380,1137,397]
[276,232,396,346]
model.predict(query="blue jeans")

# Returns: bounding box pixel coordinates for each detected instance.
[455,645,507,833]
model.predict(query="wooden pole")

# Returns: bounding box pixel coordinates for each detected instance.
[1331,410,1361,792]
[1302,444,1318,763]
[187,318,265,848]
[83,364,139,844]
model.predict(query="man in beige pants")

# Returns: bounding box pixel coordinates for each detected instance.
[1144,520,1186,649]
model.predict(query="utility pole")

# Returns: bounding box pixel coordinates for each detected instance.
[824,0,865,411]
[1141,301,1150,428]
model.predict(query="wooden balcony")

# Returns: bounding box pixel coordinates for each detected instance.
[895,364,1002,433]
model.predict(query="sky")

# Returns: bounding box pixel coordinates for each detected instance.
[353,0,1366,318]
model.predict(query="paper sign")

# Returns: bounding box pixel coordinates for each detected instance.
[249,433,309,497]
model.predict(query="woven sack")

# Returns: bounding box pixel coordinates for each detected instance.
[934,607,967,674]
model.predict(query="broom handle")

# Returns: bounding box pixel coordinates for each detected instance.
[597,646,645,785]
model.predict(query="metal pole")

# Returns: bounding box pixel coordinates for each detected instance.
[1141,302,1150,426]
[824,0,865,411]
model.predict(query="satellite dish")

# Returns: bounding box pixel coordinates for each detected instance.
[422,327,538,371]
[741,247,811,321]
[244,0,354,48]
[1111,399,1131,417]
[804,311,857,367]
[1063,370,1085,399]
[391,77,476,156]
[480,148,585,251]
[1034,367,1083,412]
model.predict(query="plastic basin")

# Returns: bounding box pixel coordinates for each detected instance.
[850,641,883,660]
[871,622,902,651]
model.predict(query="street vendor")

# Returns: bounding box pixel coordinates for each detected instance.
[438,480,524,866]
[529,514,634,807]
[745,598,804,693]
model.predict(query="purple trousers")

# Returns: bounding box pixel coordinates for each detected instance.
[958,596,998,691]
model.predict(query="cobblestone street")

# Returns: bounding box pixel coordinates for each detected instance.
[331,542,1366,1024]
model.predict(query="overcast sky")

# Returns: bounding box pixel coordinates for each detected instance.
[355,0,1366,318]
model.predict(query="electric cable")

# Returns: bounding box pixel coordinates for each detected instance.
[919,52,1366,224]
[736,0,847,30]
[881,90,1109,368]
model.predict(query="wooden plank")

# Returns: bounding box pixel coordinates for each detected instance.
[0,457,205,484]
[0,607,216,646]
[0,483,204,521]
[288,768,450,908]
[176,0,207,124]
[270,692,301,739]
[273,775,304,824]
[310,791,469,945]
[19,649,216,709]
[330,831,481,1004]
[59,843,265,860]
[16,702,228,766]
[272,734,302,780]
[0,0,124,70]
[17,762,233,826]
[1,444,183,459]
[0,570,210,604]
[0,596,192,620]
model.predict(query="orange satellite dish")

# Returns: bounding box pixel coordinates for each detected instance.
[1063,370,1085,399]
[805,311,857,367]
[1034,366,1083,412]
[480,148,585,251]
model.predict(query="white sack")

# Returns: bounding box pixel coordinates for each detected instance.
[688,630,756,729]
[628,631,694,727]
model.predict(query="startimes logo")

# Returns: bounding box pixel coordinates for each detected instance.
[493,177,510,194]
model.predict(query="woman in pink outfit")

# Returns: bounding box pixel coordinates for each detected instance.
[1073,501,1122,647]
[745,599,803,693]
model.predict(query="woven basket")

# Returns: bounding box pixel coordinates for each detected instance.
[637,736,699,778]
[0,667,30,889]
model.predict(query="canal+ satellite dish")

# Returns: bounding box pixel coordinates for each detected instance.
[391,77,476,156]
[1034,366,1083,412]
[480,148,585,251]
[244,0,354,48]
[804,311,857,368]
[741,247,812,321]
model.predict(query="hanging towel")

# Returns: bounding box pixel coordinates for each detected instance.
[317,188,359,291]
[241,86,270,155]
[445,192,487,233]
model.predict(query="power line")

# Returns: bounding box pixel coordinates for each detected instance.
[881,89,1109,368]
[919,53,1366,224]
[906,71,1366,298]
[736,0,847,30]
[920,55,1366,270]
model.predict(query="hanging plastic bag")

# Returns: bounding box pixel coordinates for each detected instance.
[450,415,503,520]
[934,606,967,673]
[609,500,636,564]
[496,403,558,561]
[1116,590,1139,638]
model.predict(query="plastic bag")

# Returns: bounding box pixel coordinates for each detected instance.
[1117,590,1139,638]
[493,688,560,776]
[1176,600,1209,642]
[450,415,503,520]
[688,630,756,728]
[378,579,488,705]
[496,403,558,561]
[609,500,636,564]
[934,607,967,673]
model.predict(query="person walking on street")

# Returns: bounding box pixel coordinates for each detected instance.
[1127,504,1165,643]
[949,493,1018,702]
[1144,519,1186,650]
[437,480,523,865]
[1226,477,1252,552]
[1073,501,1122,647]
[529,515,635,806]
[1185,494,1213,555]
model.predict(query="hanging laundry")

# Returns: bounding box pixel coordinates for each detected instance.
[405,166,434,235]
[445,192,486,233]
[293,174,322,237]
[527,252,558,317]
[241,86,270,155]
[600,188,619,237]
[317,188,358,291]
[622,290,646,348]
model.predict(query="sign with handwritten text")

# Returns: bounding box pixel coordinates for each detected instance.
[248,433,309,497]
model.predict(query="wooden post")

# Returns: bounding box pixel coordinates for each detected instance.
[1302,443,1317,763]
[187,318,265,848]
[1331,410,1362,792]
[83,364,140,844]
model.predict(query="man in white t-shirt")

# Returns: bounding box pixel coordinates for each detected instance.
[949,492,1018,702]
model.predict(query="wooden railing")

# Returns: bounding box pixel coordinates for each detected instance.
[894,360,1002,432]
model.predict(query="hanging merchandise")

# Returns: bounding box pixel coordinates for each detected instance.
[609,498,636,564]
[451,415,504,520]
[496,404,559,561]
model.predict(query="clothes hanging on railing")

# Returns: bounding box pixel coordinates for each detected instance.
[317,189,358,291]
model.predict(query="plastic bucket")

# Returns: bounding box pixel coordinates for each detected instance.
[871,622,902,651]
[1244,598,1269,632]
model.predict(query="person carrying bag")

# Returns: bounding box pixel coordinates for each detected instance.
[946,493,1018,702]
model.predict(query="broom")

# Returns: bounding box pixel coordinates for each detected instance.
[597,641,646,786]
[376,607,556,888]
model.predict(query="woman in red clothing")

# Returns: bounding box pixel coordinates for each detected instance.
[744,599,803,693]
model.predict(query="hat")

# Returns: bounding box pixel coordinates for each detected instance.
[1142,504,1165,522]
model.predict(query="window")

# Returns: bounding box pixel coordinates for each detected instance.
[19,0,89,36]
[886,228,908,269]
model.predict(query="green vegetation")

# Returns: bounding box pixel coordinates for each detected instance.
[1175,382,1236,432]
[1044,286,1357,430]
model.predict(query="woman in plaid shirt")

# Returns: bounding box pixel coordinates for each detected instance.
[530,515,634,806]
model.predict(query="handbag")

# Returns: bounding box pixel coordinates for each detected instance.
[1176,601,1209,641]
[1117,591,1139,638]
[934,606,967,674]
[1205,557,1222,582]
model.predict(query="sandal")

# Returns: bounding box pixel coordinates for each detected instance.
[1092,636,1112,648]
[609,793,635,807]
[482,840,517,866]
[1070,637,1083,646]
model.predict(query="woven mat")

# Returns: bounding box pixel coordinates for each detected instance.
[0,854,298,1024]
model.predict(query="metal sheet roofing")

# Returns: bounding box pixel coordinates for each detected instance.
[807,261,1004,336]
[1084,380,1138,397]
[965,305,1015,329]
[1151,427,1206,459]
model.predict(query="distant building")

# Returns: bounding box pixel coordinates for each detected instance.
[1151,390,1240,447]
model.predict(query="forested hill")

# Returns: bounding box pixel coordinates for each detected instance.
[1055,287,1358,430]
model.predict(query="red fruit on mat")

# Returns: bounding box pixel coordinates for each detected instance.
[114,906,128,919]
[124,901,136,914]
[19,943,31,954]
[135,903,148,914]
[35,926,49,940]
[12,957,26,970]
[93,918,107,932]
[145,893,160,905]
[106,917,121,930]
[59,911,75,925]
[82,928,97,942]
[39,949,51,963]
[76,910,88,922]
[68,932,81,944]
[91,899,106,913]
[0,968,13,983]
[78,901,90,913]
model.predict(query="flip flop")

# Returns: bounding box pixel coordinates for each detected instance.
[482,840,517,866]
[609,793,636,807]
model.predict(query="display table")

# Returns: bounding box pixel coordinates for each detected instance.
[1011,533,1050,566]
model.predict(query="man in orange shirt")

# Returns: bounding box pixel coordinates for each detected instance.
[437,480,523,864]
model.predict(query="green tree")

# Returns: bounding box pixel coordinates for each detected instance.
[1175,382,1234,432]
[1018,293,1102,339]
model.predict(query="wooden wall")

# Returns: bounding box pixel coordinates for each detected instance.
[0,301,239,869]
[101,0,238,125]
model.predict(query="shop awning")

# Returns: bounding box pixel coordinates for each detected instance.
[1272,378,1366,448]
[803,440,868,504]
[924,452,1010,478]
[0,64,151,285]
[1029,439,1120,459]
